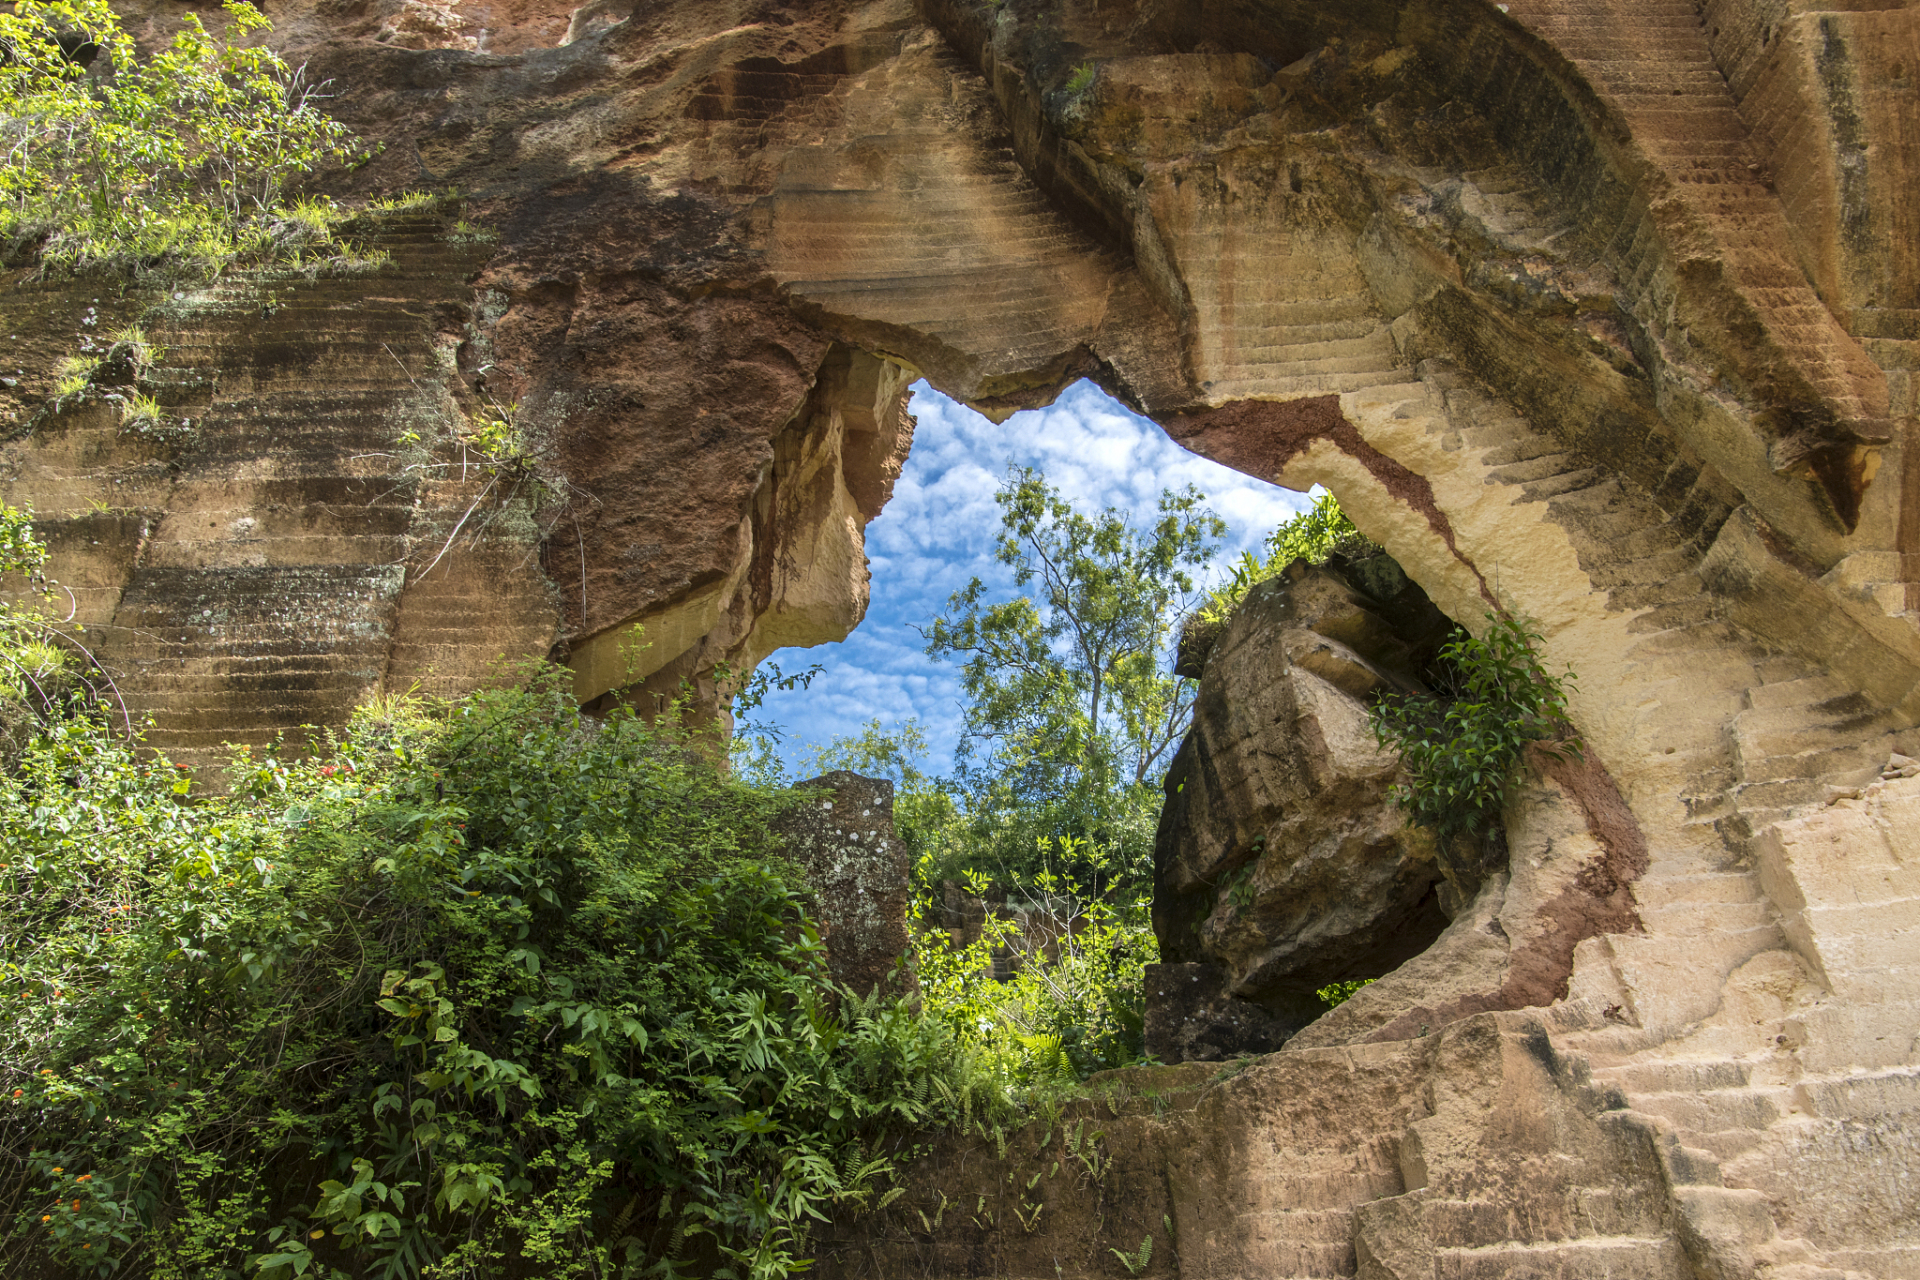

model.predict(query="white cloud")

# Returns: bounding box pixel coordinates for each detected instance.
[753,381,1312,775]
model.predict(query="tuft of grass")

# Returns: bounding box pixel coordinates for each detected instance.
[1066,61,1097,94]
[106,325,165,371]
[119,392,165,431]
[446,218,498,245]
[282,196,344,237]
[52,356,99,399]
[316,246,392,276]
[367,189,438,213]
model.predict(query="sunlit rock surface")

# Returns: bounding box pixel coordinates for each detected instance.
[3,0,1919,1271]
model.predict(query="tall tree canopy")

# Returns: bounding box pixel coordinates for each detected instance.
[921,468,1223,798]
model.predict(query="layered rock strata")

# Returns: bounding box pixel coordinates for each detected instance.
[0,0,1916,1271]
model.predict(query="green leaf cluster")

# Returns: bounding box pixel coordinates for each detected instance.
[0,0,368,275]
[908,844,1156,1083]
[0,663,1013,1280]
[1368,613,1581,835]
[1198,490,1376,624]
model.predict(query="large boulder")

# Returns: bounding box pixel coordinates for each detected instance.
[1152,558,1456,1048]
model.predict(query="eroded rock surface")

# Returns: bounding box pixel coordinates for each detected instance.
[775,771,918,1002]
[3,0,1919,1271]
[1153,561,1452,1039]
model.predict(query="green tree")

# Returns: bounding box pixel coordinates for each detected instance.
[0,0,364,272]
[922,468,1223,794]
[908,470,1220,895]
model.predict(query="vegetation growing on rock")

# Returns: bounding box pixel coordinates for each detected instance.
[0,0,367,276]
[1369,615,1581,836]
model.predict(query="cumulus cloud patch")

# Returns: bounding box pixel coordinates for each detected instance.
[753,381,1311,775]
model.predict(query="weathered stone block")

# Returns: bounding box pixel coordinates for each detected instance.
[774,771,917,1003]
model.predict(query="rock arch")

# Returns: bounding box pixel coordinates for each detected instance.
[3,0,1918,1271]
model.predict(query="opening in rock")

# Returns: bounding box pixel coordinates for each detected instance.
[742,376,1495,1067]
[743,379,1306,776]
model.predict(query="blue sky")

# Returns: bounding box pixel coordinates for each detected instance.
[748,380,1312,777]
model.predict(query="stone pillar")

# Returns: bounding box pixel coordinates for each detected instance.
[774,771,918,1003]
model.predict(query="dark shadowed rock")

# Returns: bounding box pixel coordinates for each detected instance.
[1143,962,1297,1063]
[775,771,917,1003]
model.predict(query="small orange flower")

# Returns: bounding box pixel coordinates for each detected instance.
[40,1215,49,1223]
[76,1175,90,1183]
[51,1167,62,1174]
[71,1199,80,1211]
[9,1090,20,1098]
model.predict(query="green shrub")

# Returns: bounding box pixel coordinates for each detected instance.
[1368,613,1580,835]
[0,0,367,276]
[0,670,1012,1280]
[912,841,1156,1082]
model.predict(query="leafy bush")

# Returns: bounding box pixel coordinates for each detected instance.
[1198,491,1376,624]
[0,668,1013,1280]
[0,0,366,275]
[911,853,1156,1084]
[1368,613,1580,835]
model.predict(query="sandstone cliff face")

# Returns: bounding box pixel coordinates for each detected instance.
[4,0,1920,1272]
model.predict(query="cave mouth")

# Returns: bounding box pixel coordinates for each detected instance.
[741,376,1308,776]
[736,372,1504,1060]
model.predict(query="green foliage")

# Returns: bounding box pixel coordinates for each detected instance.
[739,471,1219,1089]
[923,467,1221,796]
[0,502,102,719]
[763,720,1157,1082]
[1199,491,1376,623]
[1110,1234,1152,1275]
[118,392,164,432]
[0,666,1014,1280]
[909,841,1156,1083]
[1369,613,1580,835]
[1314,978,1373,1009]
[52,356,98,399]
[462,399,529,473]
[0,0,367,275]
[1065,62,1097,95]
